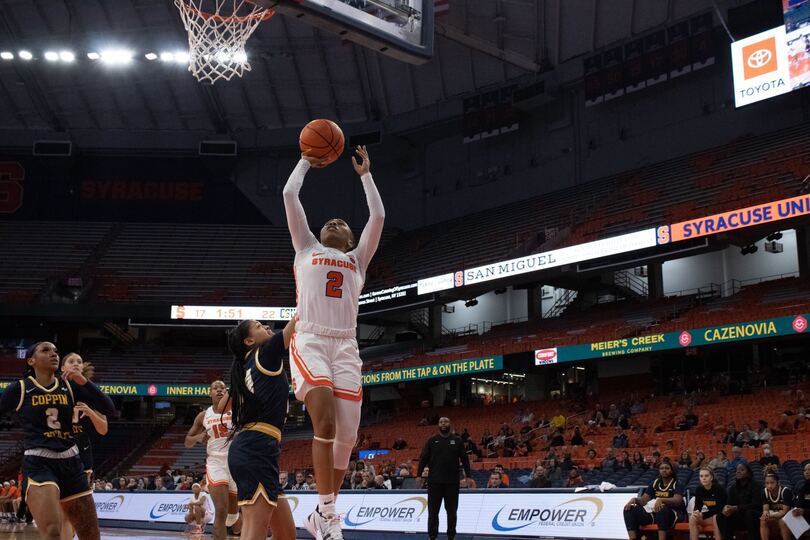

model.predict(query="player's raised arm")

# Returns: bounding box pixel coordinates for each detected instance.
[283,155,322,252]
[351,145,385,271]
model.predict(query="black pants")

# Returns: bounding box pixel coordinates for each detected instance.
[427,482,459,538]
[716,509,761,540]
[624,505,680,532]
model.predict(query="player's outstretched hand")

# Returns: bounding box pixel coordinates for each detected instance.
[301,150,329,168]
[63,370,88,386]
[352,145,371,176]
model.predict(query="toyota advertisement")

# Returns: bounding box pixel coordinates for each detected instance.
[94,490,634,538]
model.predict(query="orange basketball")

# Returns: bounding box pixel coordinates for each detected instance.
[299,119,344,166]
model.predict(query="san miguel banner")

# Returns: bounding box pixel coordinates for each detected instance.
[657,194,810,243]
[536,314,809,364]
[361,356,503,386]
[93,489,637,538]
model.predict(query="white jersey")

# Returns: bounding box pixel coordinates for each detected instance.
[294,243,365,338]
[203,406,232,459]
[283,159,385,339]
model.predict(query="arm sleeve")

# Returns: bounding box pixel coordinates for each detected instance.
[417,439,431,477]
[73,381,116,416]
[283,159,318,252]
[0,382,21,416]
[256,332,286,376]
[352,173,385,273]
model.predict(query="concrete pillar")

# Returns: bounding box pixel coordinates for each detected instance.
[647,261,664,299]
[526,284,542,321]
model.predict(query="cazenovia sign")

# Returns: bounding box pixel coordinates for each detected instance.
[534,348,558,365]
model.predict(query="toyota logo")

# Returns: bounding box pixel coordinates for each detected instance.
[747,48,772,69]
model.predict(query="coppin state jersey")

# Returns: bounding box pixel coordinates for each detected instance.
[204,406,233,459]
[14,377,77,452]
[294,242,365,338]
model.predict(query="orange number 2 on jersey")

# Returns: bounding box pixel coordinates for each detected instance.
[325,271,344,298]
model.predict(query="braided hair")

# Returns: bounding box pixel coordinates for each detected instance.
[226,321,261,438]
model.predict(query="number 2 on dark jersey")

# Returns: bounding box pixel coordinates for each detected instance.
[325,271,344,298]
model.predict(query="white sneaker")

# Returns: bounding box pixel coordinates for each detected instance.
[304,507,327,539]
[321,513,344,540]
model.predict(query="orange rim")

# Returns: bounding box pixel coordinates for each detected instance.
[176,1,274,23]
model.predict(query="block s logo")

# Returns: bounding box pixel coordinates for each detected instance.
[0,162,24,214]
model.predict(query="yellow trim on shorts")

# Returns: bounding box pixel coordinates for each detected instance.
[25,478,59,499]
[238,484,277,507]
[60,489,93,503]
[244,422,282,441]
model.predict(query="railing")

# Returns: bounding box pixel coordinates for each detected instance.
[614,269,649,298]
[544,288,577,318]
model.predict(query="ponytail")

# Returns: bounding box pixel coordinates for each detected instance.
[226,321,259,438]
[22,342,42,378]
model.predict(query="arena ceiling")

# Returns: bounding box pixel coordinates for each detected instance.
[0,0,723,146]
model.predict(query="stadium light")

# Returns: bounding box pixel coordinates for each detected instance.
[18,50,33,61]
[0,51,13,60]
[145,52,158,60]
[100,49,134,65]
[175,51,190,63]
[159,52,174,62]
[87,52,100,60]
[233,51,247,63]
[59,51,75,63]
[44,51,59,62]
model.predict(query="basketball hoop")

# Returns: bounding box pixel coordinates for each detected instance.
[173,0,274,84]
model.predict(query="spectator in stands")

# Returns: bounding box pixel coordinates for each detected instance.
[461,437,480,460]
[759,472,793,540]
[663,440,677,461]
[759,444,780,473]
[727,447,748,472]
[546,459,563,486]
[632,451,648,471]
[417,467,429,490]
[612,428,629,448]
[127,478,138,491]
[373,475,390,490]
[685,407,699,427]
[494,465,510,487]
[722,423,740,444]
[755,420,772,446]
[548,428,565,448]
[602,449,619,472]
[717,463,762,540]
[278,471,292,492]
[708,450,728,471]
[488,472,505,489]
[117,477,127,491]
[607,404,620,426]
[623,461,684,540]
[791,462,810,528]
[583,449,600,471]
[154,476,167,491]
[676,415,692,431]
[678,451,693,469]
[710,416,726,436]
[292,471,307,490]
[514,438,531,457]
[648,451,663,470]
[529,466,550,488]
[619,451,632,472]
[632,426,651,448]
[630,400,645,415]
[566,468,584,488]
[305,473,317,491]
[480,430,494,453]
[350,471,364,490]
[617,414,630,430]
[772,414,794,436]
[550,411,566,431]
[736,424,758,447]
[570,426,584,446]
[688,467,726,540]
[591,404,606,426]
[692,451,707,470]
[392,437,407,450]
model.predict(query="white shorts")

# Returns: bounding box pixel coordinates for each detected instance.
[205,455,237,495]
[289,332,363,403]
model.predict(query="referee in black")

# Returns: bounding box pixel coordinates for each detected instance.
[417,416,471,540]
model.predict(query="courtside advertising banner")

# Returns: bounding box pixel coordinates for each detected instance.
[94,492,213,523]
[731,26,791,107]
[95,490,634,539]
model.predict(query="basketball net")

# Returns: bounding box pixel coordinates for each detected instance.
[174,0,273,84]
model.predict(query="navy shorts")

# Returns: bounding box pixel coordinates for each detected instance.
[228,430,281,507]
[23,454,91,502]
[79,445,93,473]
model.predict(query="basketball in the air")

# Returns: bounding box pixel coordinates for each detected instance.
[299,119,345,166]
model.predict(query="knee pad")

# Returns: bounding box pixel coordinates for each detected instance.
[333,398,361,469]
[225,513,239,527]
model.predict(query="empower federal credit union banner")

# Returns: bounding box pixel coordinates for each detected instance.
[94,489,635,538]
[535,314,808,364]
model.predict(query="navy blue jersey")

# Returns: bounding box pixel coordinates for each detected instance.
[645,477,684,506]
[242,332,289,437]
[73,414,94,452]
[0,376,114,452]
